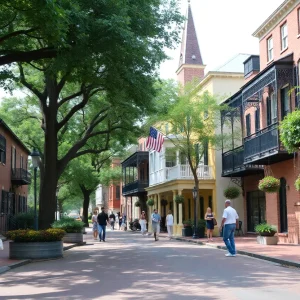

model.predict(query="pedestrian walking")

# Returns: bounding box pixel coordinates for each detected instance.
[97,207,109,242]
[220,199,239,257]
[139,211,147,236]
[109,211,116,230]
[151,209,161,241]
[119,213,123,230]
[166,210,173,239]
[92,210,98,240]
[205,207,215,242]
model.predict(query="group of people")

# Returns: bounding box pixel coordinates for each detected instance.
[91,200,239,257]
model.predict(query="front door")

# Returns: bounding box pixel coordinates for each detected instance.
[279,178,288,233]
[247,190,266,232]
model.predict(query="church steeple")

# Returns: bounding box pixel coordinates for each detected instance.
[176,0,205,86]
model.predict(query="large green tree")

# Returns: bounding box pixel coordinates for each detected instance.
[0,0,183,228]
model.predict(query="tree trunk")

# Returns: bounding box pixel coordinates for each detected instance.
[80,186,92,227]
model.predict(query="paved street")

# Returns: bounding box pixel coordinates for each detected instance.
[0,230,300,300]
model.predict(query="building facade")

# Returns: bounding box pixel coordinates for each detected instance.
[0,119,30,234]
[221,0,300,244]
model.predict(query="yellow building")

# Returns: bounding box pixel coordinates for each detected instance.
[146,2,246,236]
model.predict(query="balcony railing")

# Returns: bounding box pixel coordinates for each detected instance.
[150,164,213,186]
[11,168,31,185]
[122,180,149,196]
[244,123,279,163]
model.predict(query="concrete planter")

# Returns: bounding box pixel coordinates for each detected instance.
[257,235,278,245]
[63,233,83,243]
[9,241,63,259]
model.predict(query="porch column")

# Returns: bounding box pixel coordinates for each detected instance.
[148,195,153,232]
[157,193,161,215]
[178,190,183,226]
[173,190,178,235]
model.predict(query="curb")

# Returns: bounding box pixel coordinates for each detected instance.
[0,241,87,275]
[171,237,300,268]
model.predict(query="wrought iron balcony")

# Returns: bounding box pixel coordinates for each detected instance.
[244,123,292,165]
[222,146,263,177]
[11,168,31,185]
[122,180,149,196]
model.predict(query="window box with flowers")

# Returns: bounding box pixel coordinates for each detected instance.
[6,229,65,259]
[258,176,280,193]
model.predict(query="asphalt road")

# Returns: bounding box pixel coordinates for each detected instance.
[0,230,300,300]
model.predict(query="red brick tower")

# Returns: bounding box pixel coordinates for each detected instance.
[176,0,205,86]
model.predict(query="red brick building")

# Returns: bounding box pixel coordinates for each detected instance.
[222,0,300,244]
[0,119,30,234]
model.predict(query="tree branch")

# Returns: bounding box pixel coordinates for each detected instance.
[0,27,38,43]
[58,89,84,108]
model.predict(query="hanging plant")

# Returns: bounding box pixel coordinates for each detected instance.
[295,176,300,191]
[280,110,300,153]
[174,195,184,204]
[134,201,141,207]
[223,186,240,199]
[258,176,280,193]
[161,199,168,206]
[146,199,154,206]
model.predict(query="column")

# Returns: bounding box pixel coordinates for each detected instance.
[157,193,161,215]
[178,190,183,226]
[148,195,153,232]
[173,190,178,235]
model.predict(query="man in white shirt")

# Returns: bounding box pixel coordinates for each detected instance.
[220,199,239,257]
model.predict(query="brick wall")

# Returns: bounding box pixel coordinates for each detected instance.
[177,67,204,86]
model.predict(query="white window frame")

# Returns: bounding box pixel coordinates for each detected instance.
[281,23,288,51]
[267,37,273,61]
[270,93,277,124]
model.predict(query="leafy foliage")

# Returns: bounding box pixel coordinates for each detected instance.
[174,195,184,204]
[12,212,35,230]
[295,176,300,191]
[134,201,141,207]
[223,187,240,200]
[6,229,65,242]
[147,199,154,206]
[51,218,84,233]
[183,219,193,227]
[280,110,300,153]
[255,223,277,236]
[258,176,280,193]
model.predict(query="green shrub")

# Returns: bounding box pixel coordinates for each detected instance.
[224,186,240,199]
[174,195,184,204]
[6,229,65,242]
[280,110,300,153]
[51,218,84,233]
[295,176,300,191]
[183,219,193,227]
[258,176,280,193]
[146,199,154,206]
[13,212,35,229]
[255,223,277,236]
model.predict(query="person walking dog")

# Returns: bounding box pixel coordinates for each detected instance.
[220,200,239,257]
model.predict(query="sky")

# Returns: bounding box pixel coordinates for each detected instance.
[159,0,284,79]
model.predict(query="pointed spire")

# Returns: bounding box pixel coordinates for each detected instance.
[178,1,203,68]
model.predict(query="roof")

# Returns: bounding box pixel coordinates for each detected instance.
[213,54,252,73]
[0,118,31,154]
[178,1,203,68]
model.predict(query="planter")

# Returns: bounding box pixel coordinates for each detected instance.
[257,236,278,245]
[182,227,193,237]
[63,232,83,243]
[9,241,63,259]
[259,231,276,237]
[196,227,205,238]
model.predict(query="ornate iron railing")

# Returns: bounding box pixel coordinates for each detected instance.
[122,180,149,195]
[11,168,31,184]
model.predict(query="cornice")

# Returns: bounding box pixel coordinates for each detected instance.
[253,0,300,40]
[175,64,206,75]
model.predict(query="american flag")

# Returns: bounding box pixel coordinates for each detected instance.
[146,127,164,152]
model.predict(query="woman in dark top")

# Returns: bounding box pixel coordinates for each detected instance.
[205,207,214,242]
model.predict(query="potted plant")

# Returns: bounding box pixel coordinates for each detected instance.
[52,218,85,243]
[295,176,300,191]
[194,219,206,238]
[174,195,184,204]
[6,229,65,259]
[258,176,280,193]
[135,201,141,207]
[146,198,154,206]
[223,186,240,199]
[280,110,300,153]
[182,219,193,236]
[255,223,278,245]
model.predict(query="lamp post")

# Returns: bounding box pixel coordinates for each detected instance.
[30,149,40,231]
[55,187,59,220]
[192,186,198,239]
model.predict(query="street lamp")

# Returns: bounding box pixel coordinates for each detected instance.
[192,186,198,239]
[30,149,40,231]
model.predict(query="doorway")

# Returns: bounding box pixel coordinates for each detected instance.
[279,177,288,233]
[247,190,266,232]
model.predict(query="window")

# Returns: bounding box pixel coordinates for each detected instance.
[267,37,273,61]
[246,114,251,137]
[20,155,24,169]
[203,142,209,165]
[281,23,288,50]
[270,93,277,123]
[255,108,260,132]
[298,8,300,34]
[11,146,16,172]
[165,148,176,167]
[281,86,290,119]
[0,134,6,164]
[180,152,187,165]
[116,186,120,199]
